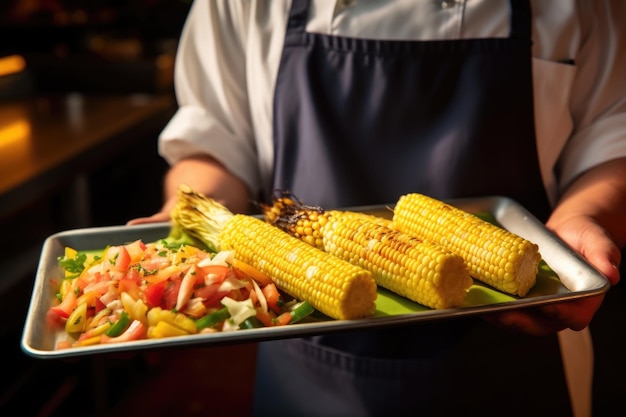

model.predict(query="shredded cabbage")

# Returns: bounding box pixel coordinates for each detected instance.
[221,297,256,331]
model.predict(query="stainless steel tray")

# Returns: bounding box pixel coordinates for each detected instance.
[21,196,610,359]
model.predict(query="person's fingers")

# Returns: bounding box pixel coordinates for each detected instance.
[482,293,605,335]
[583,244,621,285]
[548,218,622,285]
[126,212,171,225]
[482,309,567,336]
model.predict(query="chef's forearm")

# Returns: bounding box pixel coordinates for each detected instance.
[164,154,251,214]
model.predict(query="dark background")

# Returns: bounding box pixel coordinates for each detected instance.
[0,1,624,416]
[0,0,191,91]
[0,1,210,416]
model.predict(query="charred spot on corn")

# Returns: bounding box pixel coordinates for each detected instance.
[261,191,473,310]
[261,190,328,250]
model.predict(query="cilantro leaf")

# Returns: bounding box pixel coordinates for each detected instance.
[57,252,88,274]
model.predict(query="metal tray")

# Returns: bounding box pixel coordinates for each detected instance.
[21,196,610,359]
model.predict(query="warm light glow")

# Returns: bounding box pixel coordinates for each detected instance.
[0,55,26,77]
[0,119,31,149]
[0,115,33,191]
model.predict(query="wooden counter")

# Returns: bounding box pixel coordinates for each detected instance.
[0,93,175,220]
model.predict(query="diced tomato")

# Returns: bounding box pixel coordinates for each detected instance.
[226,288,245,302]
[161,279,181,310]
[50,289,77,319]
[118,276,141,300]
[94,297,107,313]
[115,245,131,271]
[124,239,147,263]
[247,284,259,306]
[46,308,67,329]
[262,283,283,314]
[140,257,171,275]
[81,277,112,297]
[203,290,231,308]
[144,279,167,308]
[197,264,230,284]
[73,274,90,294]
[194,282,221,301]
[125,268,142,283]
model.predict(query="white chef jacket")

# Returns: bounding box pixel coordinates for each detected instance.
[160,0,626,208]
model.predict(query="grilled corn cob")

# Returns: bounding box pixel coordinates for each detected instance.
[170,185,377,320]
[262,193,472,309]
[392,193,541,297]
[263,193,394,251]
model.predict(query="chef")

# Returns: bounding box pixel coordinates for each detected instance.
[130,1,626,416]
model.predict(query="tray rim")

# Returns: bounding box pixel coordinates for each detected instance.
[21,196,610,359]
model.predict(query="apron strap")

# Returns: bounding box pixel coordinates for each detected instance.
[510,0,532,39]
[286,0,309,32]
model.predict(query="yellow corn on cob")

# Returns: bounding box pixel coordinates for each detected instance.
[262,194,472,309]
[264,194,393,251]
[170,185,377,320]
[392,193,541,297]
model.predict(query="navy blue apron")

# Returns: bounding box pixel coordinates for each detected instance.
[255,0,569,415]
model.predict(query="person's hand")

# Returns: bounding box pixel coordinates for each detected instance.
[127,205,174,226]
[481,159,626,336]
[127,211,172,225]
[127,196,177,225]
[483,295,606,336]
[481,214,619,336]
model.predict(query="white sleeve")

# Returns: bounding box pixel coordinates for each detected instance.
[158,0,263,196]
[556,0,626,191]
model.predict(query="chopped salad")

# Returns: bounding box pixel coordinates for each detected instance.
[47,239,314,349]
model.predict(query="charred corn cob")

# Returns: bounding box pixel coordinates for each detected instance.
[262,193,472,309]
[170,185,377,320]
[392,193,541,297]
[263,193,394,251]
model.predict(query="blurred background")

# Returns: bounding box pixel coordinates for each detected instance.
[0,1,220,416]
[0,1,624,416]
